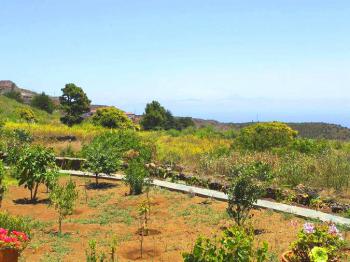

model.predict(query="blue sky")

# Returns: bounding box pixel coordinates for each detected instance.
[1,1,350,126]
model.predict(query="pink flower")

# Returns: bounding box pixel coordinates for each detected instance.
[303,223,315,234]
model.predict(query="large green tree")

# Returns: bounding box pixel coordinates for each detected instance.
[140,101,194,131]
[59,83,91,126]
[140,101,167,130]
[31,92,55,114]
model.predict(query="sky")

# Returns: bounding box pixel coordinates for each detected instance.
[1,1,350,126]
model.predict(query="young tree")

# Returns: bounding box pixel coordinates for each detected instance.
[227,162,272,226]
[59,83,91,126]
[92,107,135,129]
[31,92,55,114]
[124,160,151,195]
[49,179,78,234]
[16,146,58,201]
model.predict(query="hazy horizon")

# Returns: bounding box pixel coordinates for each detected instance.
[1,1,349,126]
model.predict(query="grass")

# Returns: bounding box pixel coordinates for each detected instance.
[0,95,59,124]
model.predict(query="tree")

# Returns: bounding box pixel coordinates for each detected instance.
[227,162,272,226]
[124,160,151,195]
[4,90,23,103]
[31,92,54,114]
[16,146,58,201]
[140,101,167,130]
[18,108,37,123]
[49,179,78,234]
[59,83,91,126]
[92,107,135,129]
[236,122,298,151]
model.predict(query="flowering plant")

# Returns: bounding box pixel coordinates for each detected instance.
[290,222,345,261]
[0,228,29,251]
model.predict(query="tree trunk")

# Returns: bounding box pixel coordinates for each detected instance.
[95,173,99,185]
[32,183,39,201]
[59,216,62,235]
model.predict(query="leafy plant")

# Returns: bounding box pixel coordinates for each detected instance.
[92,107,135,129]
[226,162,272,226]
[124,160,151,195]
[290,223,345,262]
[49,179,78,234]
[183,226,269,262]
[16,146,58,201]
[31,92,55,114]
[59,83,91,126]
[18,108,37,123]
[236,122,297,151]
[0,212,33,237]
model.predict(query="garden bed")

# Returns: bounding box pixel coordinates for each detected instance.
[3,176,347,261]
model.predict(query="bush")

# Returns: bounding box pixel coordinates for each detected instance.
[18,108,37,123]
[124,160,151,195]
[49,179,78,234]
[92,107,135,129]
[226,162,272,226]
[290,223,346,262]
[16,146,58,201]
[31,92,55,114]
[236,122,297,151]
[0,212,33,237]
[183,226,269,262]
[4,90,23,103]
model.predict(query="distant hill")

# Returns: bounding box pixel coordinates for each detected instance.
[0,95,59,124]
[193,119,350,140]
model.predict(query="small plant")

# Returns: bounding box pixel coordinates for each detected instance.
[85,239,117,262]
[0,212,33,238]
[138,200,150,236]
[124,160,151,195]
[18,108,37,123]
[226,162,272,226]
[183,225,269,262]
[289,222,346,262]
[0,228,29,251]
[49,179,78,235]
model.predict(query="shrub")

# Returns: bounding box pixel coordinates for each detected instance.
[226,162,272,226]
[124,160,151,195]
[16,146,58,201]
[0,212,33,237]
[92,107,135,129]
[31,92,55,114]
[4,90,23,103]
[18,108,37,123]
[49,179,78,234]
[290,223,346,262]
[0,228,29,251]
[236,122,297,151]
[183,226,269,262]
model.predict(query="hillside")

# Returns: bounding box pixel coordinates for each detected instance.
[0,95,60,124]
[193,119,350,140]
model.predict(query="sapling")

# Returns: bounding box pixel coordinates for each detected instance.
[138,200,150,236]
[49,179,78,235]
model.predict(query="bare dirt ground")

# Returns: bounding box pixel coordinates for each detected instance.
[1,176,349,262]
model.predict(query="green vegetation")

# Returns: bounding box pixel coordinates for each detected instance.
[49,179,78,234]
[0,95,58,124]
[140,100,194,131]
[16,146,58,201]
[59,83,91,126]
[92,107,135,129]
[4,90,24,103]
[124,160,151,195]
[183,226,269,262]
[31,92,55,114]
[0,161,6,207]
